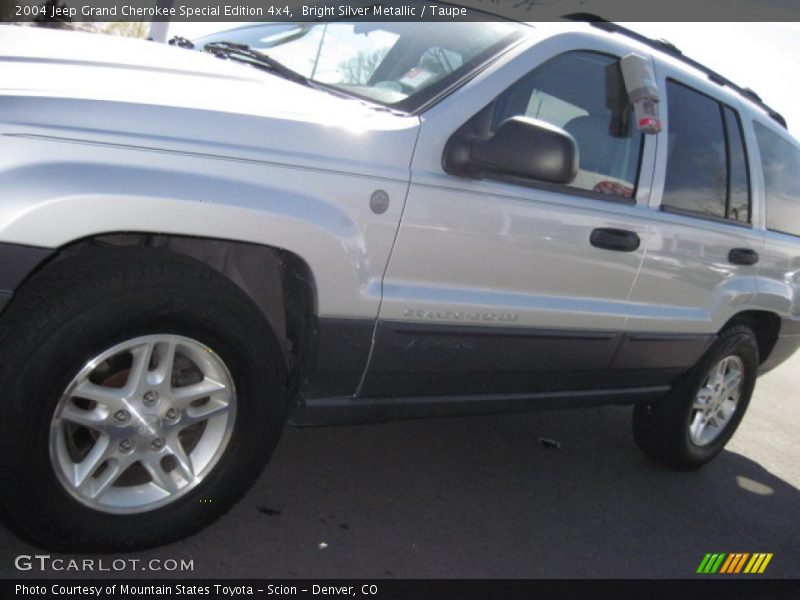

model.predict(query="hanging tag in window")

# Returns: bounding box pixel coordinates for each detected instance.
[620,54,662,134]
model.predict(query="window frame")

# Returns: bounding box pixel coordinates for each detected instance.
[659,78,753,229]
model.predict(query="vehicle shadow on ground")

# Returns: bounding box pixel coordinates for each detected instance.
[2,406,798,579]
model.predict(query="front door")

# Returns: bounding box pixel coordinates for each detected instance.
[361,48,658,399]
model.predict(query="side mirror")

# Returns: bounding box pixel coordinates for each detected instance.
[444,116,578,185]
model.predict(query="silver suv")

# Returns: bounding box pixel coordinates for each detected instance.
[0,20,798,551]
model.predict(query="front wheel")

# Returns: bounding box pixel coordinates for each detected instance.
[0,247,286,551]
[632,325,759,470]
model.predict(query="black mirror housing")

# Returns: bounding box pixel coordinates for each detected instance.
[445,117,579,185]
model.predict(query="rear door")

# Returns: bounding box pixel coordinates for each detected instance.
[623,69,764,375]
[360,39,659,398]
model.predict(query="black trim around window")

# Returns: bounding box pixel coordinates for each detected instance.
[659,205,754,229]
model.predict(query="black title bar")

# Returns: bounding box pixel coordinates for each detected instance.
[5,579,800,600]
[3,0,800,22]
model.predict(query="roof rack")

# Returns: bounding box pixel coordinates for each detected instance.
[564,14,788,129]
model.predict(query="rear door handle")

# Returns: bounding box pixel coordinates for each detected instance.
[590,228,641,252]
[728,248,759,266]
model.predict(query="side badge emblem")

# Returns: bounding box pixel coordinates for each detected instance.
[370,189,390,214]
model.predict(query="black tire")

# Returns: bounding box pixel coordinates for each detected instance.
[0,246,287,551]
[632,325,759,471]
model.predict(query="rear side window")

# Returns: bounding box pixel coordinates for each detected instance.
[754,122,800,237]
[662,81,751,223]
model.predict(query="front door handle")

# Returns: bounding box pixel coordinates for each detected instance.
[728,248,759,266]
[590,228,641,252]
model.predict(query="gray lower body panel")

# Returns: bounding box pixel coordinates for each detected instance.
[358,321,714,398]
[0,242,53,314]
[292,317,716,425]
[291,385,670,426]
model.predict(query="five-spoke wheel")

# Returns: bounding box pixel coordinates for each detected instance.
[688,355,744,447]
[50,335,236,513]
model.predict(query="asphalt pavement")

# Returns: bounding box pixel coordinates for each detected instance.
[2,352,799,579]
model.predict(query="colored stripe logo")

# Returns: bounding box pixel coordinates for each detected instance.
[696,553,773,574]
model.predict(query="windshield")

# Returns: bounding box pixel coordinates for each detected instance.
[194,22,527,111]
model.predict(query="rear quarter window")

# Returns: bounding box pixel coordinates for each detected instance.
[754,122,800,237]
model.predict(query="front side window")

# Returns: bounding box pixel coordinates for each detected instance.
[486,51,644,199]
[754,122,800,237]
[662,81,751,223]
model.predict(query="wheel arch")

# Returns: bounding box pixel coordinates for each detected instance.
[4,233,319,384]
[721,309,781,365]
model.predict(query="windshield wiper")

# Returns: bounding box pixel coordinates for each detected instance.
[203,41,309,86]
[202,40,406,115]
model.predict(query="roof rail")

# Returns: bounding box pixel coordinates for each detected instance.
[563,14,788,129]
